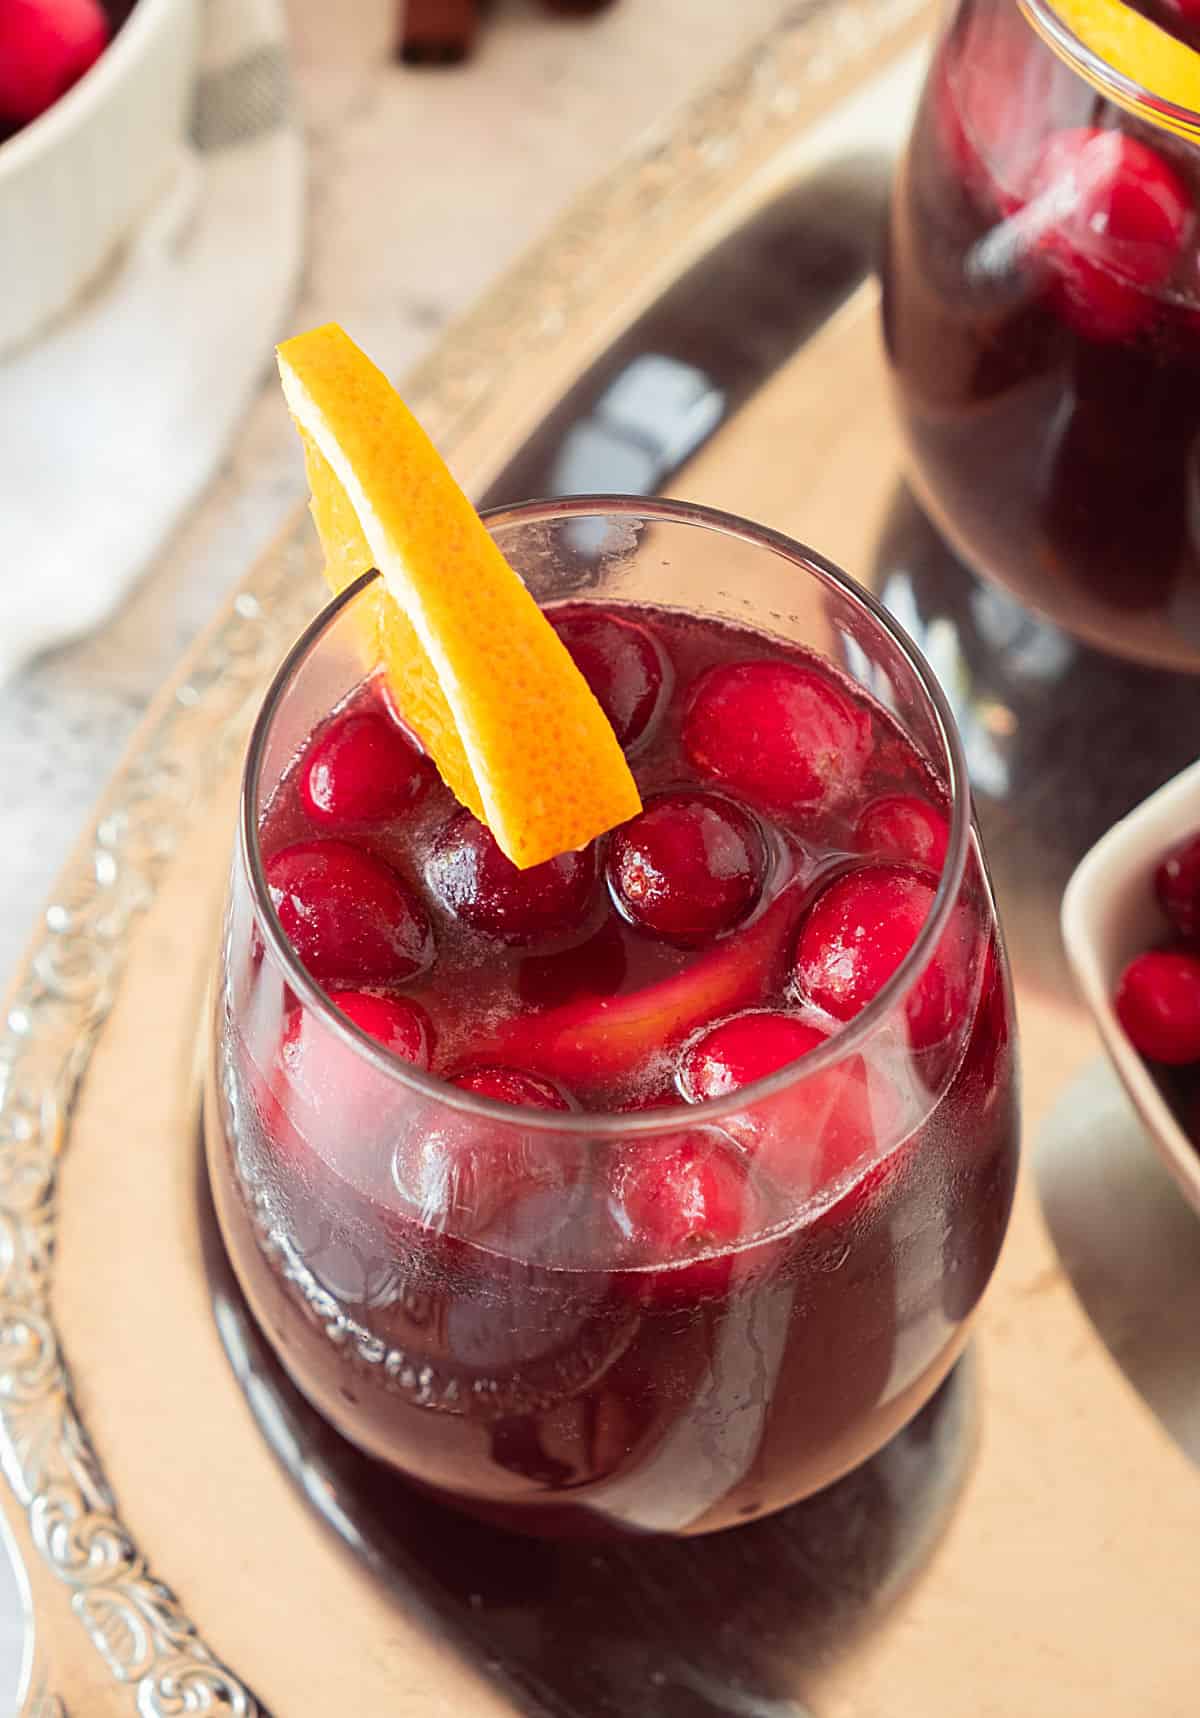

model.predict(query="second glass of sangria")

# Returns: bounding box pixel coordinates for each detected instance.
[884,0,1200,671]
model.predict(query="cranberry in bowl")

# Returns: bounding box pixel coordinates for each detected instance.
[206,497,1020,1539]
[1064,757,1200,1218]
[0,0,197,353]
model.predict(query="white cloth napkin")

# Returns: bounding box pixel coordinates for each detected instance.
[0,0,304,679]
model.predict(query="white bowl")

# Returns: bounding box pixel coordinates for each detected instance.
[0,0,198,355]
[1062,758,1200,1218]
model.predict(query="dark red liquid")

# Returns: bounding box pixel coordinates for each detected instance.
[207,602,1017,1536]
[883,0,1200,670]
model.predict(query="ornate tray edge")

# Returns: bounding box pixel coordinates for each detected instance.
[0,4,932,1710]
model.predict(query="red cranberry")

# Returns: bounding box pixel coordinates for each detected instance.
[265,839,433,983]
[793,863,975,1052]
[1155,832,1200,940]
[1164,0,1200,27]
[854,794,950,872]
[398,1066,577,1236]
[0,0,109,127]
[607,791,766,946]
[550,608,669,751]
[1114,949,1200,1064]
[678,1010,895,1200]
[451,1066,572,1109]
[1025,129,1192,341]
[275,991,433,1195]
[427,810,595,943]
[282,990,433,1108]
[609,1129,760,1298]
[683,659,871,814]
[679,1010,825,1100]
[330,990,433,1062]
[1054,258,1154,342]
[301,709,428,828]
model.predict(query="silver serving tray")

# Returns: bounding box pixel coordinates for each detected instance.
[5,3,1200,1712]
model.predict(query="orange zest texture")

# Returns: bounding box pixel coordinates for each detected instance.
[276,324,641,868]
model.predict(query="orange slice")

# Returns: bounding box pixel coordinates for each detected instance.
[488,882,805,1087]
[1022,0,1200,135]
[276,323,641,869]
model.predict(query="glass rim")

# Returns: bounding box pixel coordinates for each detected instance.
[1020,0,1200,139]
[239,493,974,1140]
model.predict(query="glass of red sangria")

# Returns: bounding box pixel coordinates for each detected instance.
[884,0,1200,671]
[206,496,1018,1538]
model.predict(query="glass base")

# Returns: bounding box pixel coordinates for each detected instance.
[196,1132,974,1713]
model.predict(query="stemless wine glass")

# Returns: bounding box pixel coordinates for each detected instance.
[883,0,1200,671]
[205,498,1019,1539]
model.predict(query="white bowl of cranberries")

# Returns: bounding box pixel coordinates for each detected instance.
[0,0,196,353]
[1063,759,1200,1217]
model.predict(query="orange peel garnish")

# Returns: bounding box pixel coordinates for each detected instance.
[277,323,641,869]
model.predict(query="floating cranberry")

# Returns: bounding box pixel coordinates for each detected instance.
[683,659,871,814]
[331,990,433,1063]
[301,709,429,828]
[397,1065,577,1236]
[678,1009,895,1200]
[1025,128,1192,341]
[266,840,433,983]
[427,809,595,943]
[679,1010,825,1100]
[609,1129,759,1298]
[0,0,109,128]
[551,608,669,751]
[282,990,432,1112]
[607,791,766,946]
[275,991,433,1194]
[855,794,950,872]
[1164,0,1200,29]
[793,863,975,1052]
[451,1066,572,1109]
[1155,831,1200,941]
[1115,949,1200,1064]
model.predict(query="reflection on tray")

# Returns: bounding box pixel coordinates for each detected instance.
[198,1140,974,1718]
[483,155,890,509]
